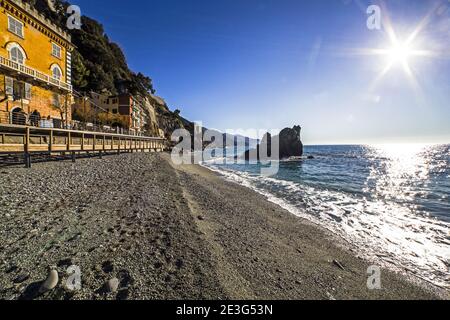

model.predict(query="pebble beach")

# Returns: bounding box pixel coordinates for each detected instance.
[0,153,444,300]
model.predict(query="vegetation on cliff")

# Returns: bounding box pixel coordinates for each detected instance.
[29,0,186,138]
[30,0,154,96]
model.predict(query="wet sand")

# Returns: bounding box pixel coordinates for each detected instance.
[0,153,444,300]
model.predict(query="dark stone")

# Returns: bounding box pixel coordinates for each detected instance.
[57,258,73,268]
[118,269,134,287]
[175,259,184,269]
[278,126,304,159]
[5,265,19,274]
[13,273,30,284]
[101,261,114,273]
[242,125,304,161]
[333,260,346,271]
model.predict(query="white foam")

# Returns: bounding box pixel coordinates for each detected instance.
[202,163,450,290]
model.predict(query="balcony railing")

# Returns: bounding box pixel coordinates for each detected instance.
[0,110,148,137]
[0,55,72,92]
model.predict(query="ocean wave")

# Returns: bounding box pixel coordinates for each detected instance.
[202,163,450,290]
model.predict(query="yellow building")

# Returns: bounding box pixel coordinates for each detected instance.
[0,0,74,128]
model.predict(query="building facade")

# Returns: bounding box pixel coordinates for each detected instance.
[0,0,74,128]
[86,92,153,135]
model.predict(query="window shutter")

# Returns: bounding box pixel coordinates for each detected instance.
[25,83,32,100]
[5,76,14,96]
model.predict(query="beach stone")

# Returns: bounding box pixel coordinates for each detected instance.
[39,269,59,293]
[5,265,18,274]
[57,258,73,268]
[13,273,29,284]
[101,261,114,273]
[175,259,184,269]
[333,260,345,271]
[197,215,205,221]
[105,278,119,293]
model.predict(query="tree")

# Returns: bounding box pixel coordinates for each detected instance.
[32,0,157,96]
[71,50,90,90]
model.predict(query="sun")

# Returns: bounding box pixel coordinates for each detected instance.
[386,43,414,65]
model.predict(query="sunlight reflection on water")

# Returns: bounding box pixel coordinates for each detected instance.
[367,144,435,202]
[205,143,450,290]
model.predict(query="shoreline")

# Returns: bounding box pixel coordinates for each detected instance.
[0,153,446,300]
[199,161,450,295]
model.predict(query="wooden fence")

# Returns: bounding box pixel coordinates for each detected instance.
[0,124,166,167]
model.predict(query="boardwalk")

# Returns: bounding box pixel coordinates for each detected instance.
[0,124,166,167]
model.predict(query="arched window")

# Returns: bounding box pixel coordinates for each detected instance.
[51,64,63,80]
[8,45,25,64]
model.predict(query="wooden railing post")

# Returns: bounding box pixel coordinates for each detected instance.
[49,129,53,153]
[24,127,31,168]
[67,131,71,152]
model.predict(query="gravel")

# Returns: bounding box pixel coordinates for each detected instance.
[0,153,444,300]
[0,153,225,300]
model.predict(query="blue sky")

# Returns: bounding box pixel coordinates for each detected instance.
[74,0,450,144]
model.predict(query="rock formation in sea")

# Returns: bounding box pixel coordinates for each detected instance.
[242,125,304,161]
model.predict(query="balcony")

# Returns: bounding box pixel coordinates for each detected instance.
[0,55,72,92]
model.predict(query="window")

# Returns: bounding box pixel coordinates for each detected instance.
[5,78,31,100]
[52,93,61,108]
[25,83,32,100]
[9,47,25,64]
[5,76,14,96]
[8,16,24,38]
[52,43,61,59]
[51,65,63,80]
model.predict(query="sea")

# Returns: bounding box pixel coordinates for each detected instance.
[203,144,450,290]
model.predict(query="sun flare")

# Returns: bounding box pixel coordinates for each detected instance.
[386,43,414,65]
[345,4,446,97]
